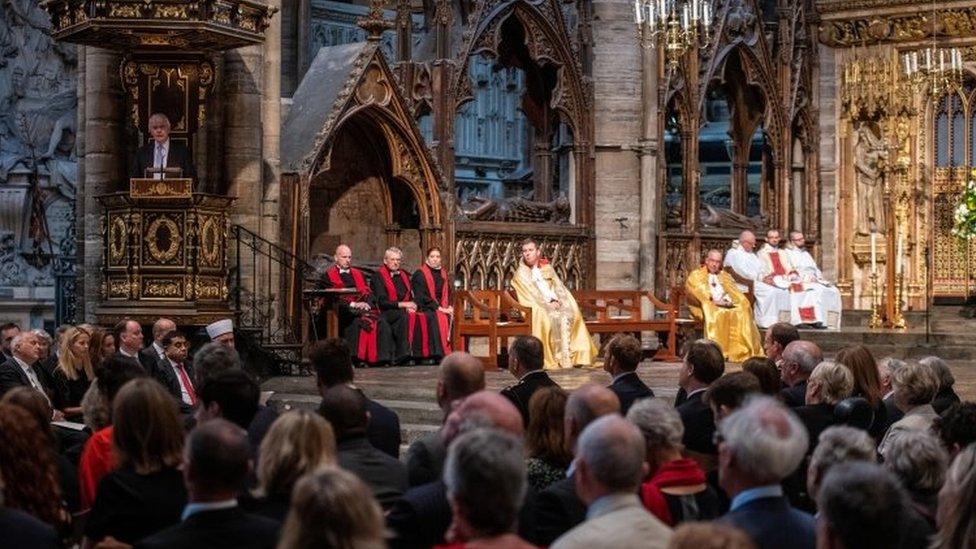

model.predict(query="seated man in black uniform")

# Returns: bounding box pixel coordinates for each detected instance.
[130,113,196,180]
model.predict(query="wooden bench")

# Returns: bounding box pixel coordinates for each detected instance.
[452,289,683,368]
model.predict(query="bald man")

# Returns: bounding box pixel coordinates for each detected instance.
[405,352,486,486]
[322,244,394,365]
[388,390,522,548]
[526,384,621,546]
[724,230,791,329]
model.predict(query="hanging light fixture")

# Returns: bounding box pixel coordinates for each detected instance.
[634,0,713,68]
[902,0,964,97]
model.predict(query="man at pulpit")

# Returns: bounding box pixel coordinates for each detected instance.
[323,244,393,366]
[410,246,453,360]
[130,113,196,180]
[685,249,764,363]
[510,238,596,369]
[372,246,438,365]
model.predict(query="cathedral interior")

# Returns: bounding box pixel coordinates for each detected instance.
[2,0,976,349]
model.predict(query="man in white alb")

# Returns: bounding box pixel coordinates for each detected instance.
[724,230,790,329]
[784,231,843,330]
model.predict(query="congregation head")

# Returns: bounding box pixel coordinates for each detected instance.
[184,418,252,498]
[816,462,908,549]
[196,369,260,429]
[626,398,684,456]
[10,330,41,363]
[310,337,356,390]
[682,338,725,386]
[763,322,799,361]
[257,409,337,498]
[919,356,955,393]
[932,402,976,457]
[442,390,524,444]
[192,342,242,388]
[741,356,781,395]
[437,351,486,411]
[564,383,620,453]
[574,415,647,503]
[807,425,876,501]
[509,335,545,374]
[705,371,762,421]
[805,361,854,406]
[317,383,370,441]
[151,317,176,344]
[112,319,144,355]
[780,339,822,384]
[892,360,939,411]
[1,321,21,355]
[605,333,642,374]
[718,396,808,487]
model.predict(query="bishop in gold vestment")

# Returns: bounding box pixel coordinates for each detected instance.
[685,249,764,363]
[510,239,597,369]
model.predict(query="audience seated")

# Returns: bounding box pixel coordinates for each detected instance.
[139,318,176,375]
[705,371,762,423]
[78,357,147,510]
[883,430,948,528]
[931,402,976,458]
[87,327,116,371]
[930,443,976,549]
[805,426,876,505]
[778,340,822,408]
[51,326,94,419]
[762,322,799,368]
[676,339,726,468]
[1,322,20,361]
[550,415,672,549]
[0,403,69,536]
[0,331,61,414]
[247,410,336,522]
[0,502,60,549]
[878,361,940,459]
[604,334,654,414]
[717,396,814,549]
[526,384,620,546]
[668,522,757,549]
[502,335,560,426]
[436,428,537,549]
[136,419,280,549]
[318,384,407,509]
[151,330,197,415]
[525,386,572,492]
[919,356,961,415]
[387,391,524,549]
[405,351,484,486]
[877,357,907,427]
[794,361,854,450]
[816,462,929,549]
[629,399,722,526]
[741,357,781,396]
[834,345,888,439]
[113,319,145,365]
[277,466,387,549]
[310,338,402,459]
[85,378,187,546]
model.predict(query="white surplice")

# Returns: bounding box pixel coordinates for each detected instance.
[784,245,843,329]
[724,243,791,329]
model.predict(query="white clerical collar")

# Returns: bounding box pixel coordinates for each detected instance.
[338,267,350,274]
[427,264,441,271]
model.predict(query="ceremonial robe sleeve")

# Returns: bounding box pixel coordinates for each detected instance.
[411,270,439,312]
[685,270,712,305]
[371,272,400,311]
[720,272,749,307]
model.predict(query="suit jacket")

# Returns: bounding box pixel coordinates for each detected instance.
[676,390,717,456]
[405,429,446,487]
[336,436,408,509]
[878,404,939,458]
[85,466,187,544]
[131,140,196,180]
[0,357,58,403]
[721,495,816,549]
[550,494,671,549]
[525,474,586,546]
[138,345,163,376]
[114,351,146,371]
[152,357,196,414]
[386,480,452,549]
[0,507,59,549]
[779,379,807,408]
[367,397,402,459]
[501,370,560,426]
[135,507,279,549]
[608,371,654,415]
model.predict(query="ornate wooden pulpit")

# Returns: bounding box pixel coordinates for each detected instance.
[96,178,234,324]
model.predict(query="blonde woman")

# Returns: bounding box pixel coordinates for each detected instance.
[247,410,338,522]
[52,326,93,418]
[278,466,387,549]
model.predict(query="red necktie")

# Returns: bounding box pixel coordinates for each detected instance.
[175,363,197,406]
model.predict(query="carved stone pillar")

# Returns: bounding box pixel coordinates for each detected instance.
[81,47,124,321]
[639,37,659,295]
[532,137,553,202]
[224,45,264,232]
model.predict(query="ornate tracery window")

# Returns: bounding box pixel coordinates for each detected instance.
[934,80,976,167]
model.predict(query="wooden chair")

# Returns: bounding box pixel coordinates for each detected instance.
[573,290,682,361]
[452,290,532,370]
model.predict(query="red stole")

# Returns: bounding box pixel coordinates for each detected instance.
[420,263,452,354]
[769,251,804,293]
[326,266,378,363]
[379,266,430,356]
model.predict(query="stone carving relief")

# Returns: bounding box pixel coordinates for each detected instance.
[0,0,77,283]
[853,123,887,236]
[460,194,571,223]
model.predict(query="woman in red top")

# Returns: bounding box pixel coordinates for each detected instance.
[77,356,147,510]
[435,429,537,549]
[628,399,722,526]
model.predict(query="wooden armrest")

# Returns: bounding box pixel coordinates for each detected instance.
[500,291,532,315]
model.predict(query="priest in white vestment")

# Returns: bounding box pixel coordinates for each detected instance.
[723,230,790,329]
[784,231,843,330]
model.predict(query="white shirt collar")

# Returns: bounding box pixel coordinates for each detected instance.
[13,356,32,371]
[120,348,137,358]
[181,499,237,521]
[152,341,165,358]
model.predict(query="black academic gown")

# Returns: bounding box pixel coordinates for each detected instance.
[323,266,393,365]
[410,265,452,359]
[372,266,436,363]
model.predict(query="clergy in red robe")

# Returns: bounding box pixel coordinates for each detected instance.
[410,246,453,360]
[371,246,437,365]
[323,244,393,365]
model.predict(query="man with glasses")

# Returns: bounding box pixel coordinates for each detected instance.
[153,330,197,414]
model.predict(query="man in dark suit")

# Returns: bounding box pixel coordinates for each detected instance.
[319,385,407,509]
[779,340,822,408]
[130,113,196,181]
[604,333,653,414]
[0,322,20,361]
[524,384,620,546]
[719,397,815,549]
[152,330,197,415]
[139,317,176,375]
[310,338,402,458]
[0,331,61,414]
[676,339,726,461]
[387,391,524,549]
[135,419,279,549]
[113,318,146,367]
[405,351,485,486]
[501,335,560,426]
[762,322,799,369]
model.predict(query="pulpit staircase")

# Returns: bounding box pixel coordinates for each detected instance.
[228,224,313,376]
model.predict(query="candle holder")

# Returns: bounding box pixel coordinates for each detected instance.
[869,271,884,329]
[892,271,907,330]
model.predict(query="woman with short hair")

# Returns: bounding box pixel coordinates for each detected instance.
[877,361,940,459]
[883,430,948,527]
